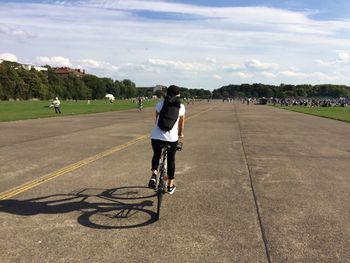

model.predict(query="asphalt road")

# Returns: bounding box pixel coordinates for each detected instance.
[0,101,349,263]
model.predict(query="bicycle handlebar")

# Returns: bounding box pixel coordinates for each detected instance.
[176,141,183,151]
[161,141,183,152]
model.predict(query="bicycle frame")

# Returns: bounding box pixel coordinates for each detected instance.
[158,146,169,190]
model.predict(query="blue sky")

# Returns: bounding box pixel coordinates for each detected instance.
[166,0,350,20]
[2,0,350,90]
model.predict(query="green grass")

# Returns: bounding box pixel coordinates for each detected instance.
[0,99,158,122]
[272,105,350,123]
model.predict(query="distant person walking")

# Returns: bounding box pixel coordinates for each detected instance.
[53,97,61,114]
[138,97,143,111]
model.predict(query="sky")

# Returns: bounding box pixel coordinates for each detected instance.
[1,0,350,90]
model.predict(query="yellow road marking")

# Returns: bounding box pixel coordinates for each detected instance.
[0,135,148,200]
[0,106,215,200]
[186,106,213,120]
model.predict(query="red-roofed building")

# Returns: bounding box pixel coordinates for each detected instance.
[53,67,85,78]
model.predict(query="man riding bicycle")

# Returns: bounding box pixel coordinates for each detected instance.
[148,85,185,194]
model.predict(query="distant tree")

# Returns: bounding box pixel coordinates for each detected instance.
[295,85,307,97]
[113,80,122,98]
[180,88,191,99]
[122,79,137,98]
[65,74,90,100]
[83,74,105,99]
[47,67,66,99]
[102,78,119,97]
[3,58,350,101]
[37,70,50,99]
[0,82,4,100]
[0,62,18,99]
[212,89,222,99]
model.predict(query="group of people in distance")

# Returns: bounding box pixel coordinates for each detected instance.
[273,97,349,107]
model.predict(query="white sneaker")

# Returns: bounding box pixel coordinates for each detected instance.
[167,185,176,194]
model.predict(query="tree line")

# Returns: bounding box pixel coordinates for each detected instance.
[212,83,350,99]
[0,61,139,100]
[2,60,348,101]
[0,61,212,101]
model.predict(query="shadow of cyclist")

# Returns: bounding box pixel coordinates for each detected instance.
[0,186,158,229]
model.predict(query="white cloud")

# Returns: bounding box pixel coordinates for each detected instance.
[337,51,349,62]
[81,0,350,37]
[148,58,211,72]
[314,51,350,67]
[55,1,69,5]
[79,58,119,71]
[80,59,103,69]
[1,1,350,88]
[223,64,245,72]
[36,56,71,67]
[213,74,222,80]
[260,72,276,78]
[205,57,217,64]
[119,62,159,73]
[0,23,35,39]
[245,59,279,71]
[82,1,304,21]
[280,70,308,77]
[314,59,329,66]
[0,52,18,62]
[279,70,330,80]
[233,72,253,79]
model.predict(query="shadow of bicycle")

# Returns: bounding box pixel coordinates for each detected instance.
[0,186,158,229]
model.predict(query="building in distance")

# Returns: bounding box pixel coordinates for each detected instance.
[0,59,47,72]
[153,85,167,93]
[53,67,86,79]
[22,63,48,72]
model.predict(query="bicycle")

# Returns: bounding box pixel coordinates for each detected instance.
[155,141,182,220]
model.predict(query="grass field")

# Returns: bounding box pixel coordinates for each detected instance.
[0,99,158,122]
[273,105,350,123]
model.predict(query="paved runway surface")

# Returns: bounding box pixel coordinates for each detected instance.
[0,101,349,262]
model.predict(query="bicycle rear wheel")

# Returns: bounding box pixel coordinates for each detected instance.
[156,169,166,220]
[156,188,163,220]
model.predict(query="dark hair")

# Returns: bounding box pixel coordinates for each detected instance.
[167,85,180,97]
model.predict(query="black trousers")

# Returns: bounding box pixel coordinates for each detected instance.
[54,106,61,114]
[151,139,178,180]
